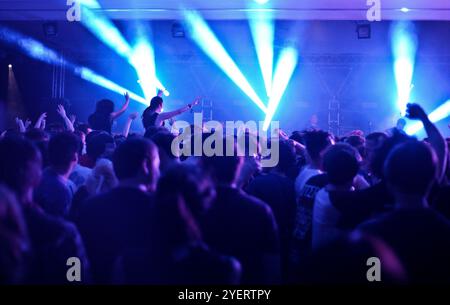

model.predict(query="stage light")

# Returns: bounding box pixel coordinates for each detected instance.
[400,8,410,13]
[405,100,450,135]
[356,24,371,39]
[249,11,274,97]
[8,64,12,69]
[43,22,58,37]
[0,26,146,105]
[391,21,418,116]
[184,10,267,113]
[172,22,185,38]
[254,0,270,4]
[130,39,157,100]
[75,67,147,105]
[80,5,132,58]
[263,47,298,131]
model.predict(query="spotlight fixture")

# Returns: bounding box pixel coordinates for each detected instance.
[400,7,410,13]
[172,22,185,38]
[356,24,371,39]
[8,64,12,68]
[43,22,58,37]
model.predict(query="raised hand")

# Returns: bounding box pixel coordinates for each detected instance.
[406,103,427,121]
[15,117,25,132]
[69,114,76,124]
[57,104,67,118]
[124,92,130,102]
[24,119,31,130]
[35,112,47,129]
[192,97,201,106]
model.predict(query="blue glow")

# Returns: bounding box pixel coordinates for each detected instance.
[184,10,267,113]
[405,100,450,135]
[254,0,270,4]
[0,25,146,105]
[400,8,410,13]
[391,21,418,116]
[249,11,274,97]
[263,47,298,131]
[75,67,147,105]
[130,39,157,99]
[80,4,132,58]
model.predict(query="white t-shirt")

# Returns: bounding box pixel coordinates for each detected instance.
[312,188,343,250]
[295,166,322,198]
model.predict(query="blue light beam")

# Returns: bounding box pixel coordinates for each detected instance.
[391,21,418,116]
[184,10,267,113]
[249,11,274,97]
[263,47,298,131]
[0,26,147,105]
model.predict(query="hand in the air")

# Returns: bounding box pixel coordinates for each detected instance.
[57,104,67,118]
[129,112,139,120]
[124,92,130,102]
[406,103,427,121]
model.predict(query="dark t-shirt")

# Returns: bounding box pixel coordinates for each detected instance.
[142,111,164,129]
[88,113,112,133]
[328,181,395,229]
[290,173,328,266]
[116,243,241,285]
[358,208,450,283]
[200,185,279,284]
[246,172,296,274]
[76,187,154,284]
[24,206,90,284]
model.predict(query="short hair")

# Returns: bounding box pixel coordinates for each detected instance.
[95,99,115,115]
[201,137,242,184]
[113,138,158,180]
[86,131,115,159]
[384,141,436,196]
[0,137,41,195]
[25,128,49,143]
[149,96,163,111]
[277,140,297,174]
[303,130,332,160]
[48,132,81,168]
[323,143,359,185]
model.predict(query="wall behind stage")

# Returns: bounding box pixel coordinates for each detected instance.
[1,20,449,136]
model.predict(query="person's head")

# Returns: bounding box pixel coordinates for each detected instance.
[201,137,243,186]
[345,135,365,159]
[148,96,163,113]
[396,118,406,130]
[85,131,115,161]
[303,130,333,166]
[369,132,412,179]
[113,138,160,191]
[323,143,360,188]
[0,185,29,284]
[48,132,81,176]
[95,99,115,115]
[85,159,118,196]
[24,128,49,143]
[153,164,214,250]
[384,141,437,200]
[0,137,42,204]
[150,131,179,171]
[275,140,297,175]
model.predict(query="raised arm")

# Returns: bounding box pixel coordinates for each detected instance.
[406,103,448,182]
[123,112,139,137]
[111,92,130,120]
[56,104,75,132]
[34,112,47,129]
[155,97,200,126]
